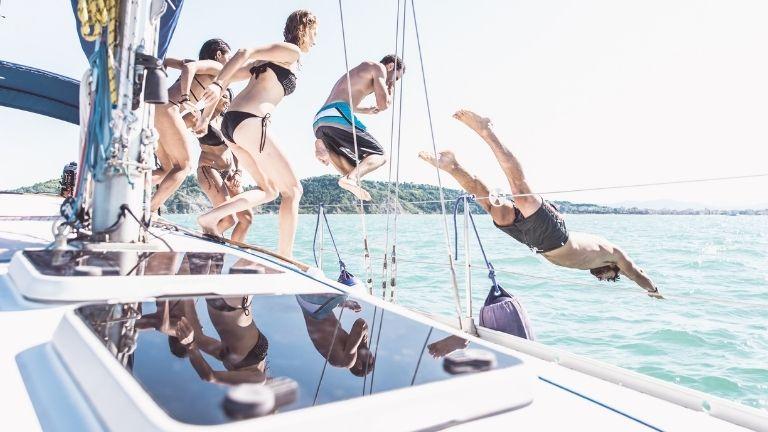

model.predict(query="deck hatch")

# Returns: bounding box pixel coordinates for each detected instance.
[75,293,524,425]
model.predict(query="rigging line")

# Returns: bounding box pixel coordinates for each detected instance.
[380,0,404,302]
[389,0,409,304]
[410,327,433,386]
[386,256,768,309]
[256,171,768,210]
[411,0,464,329]
[368,308,387,395]
[338,0,374,294]
[362,305,378,395]
[313,307,346,406]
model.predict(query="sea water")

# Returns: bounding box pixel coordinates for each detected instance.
[166,213,768,410]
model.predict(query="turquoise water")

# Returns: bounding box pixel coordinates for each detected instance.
[167,213,768,410]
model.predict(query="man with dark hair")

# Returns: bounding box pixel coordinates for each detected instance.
[313,55,405,200]
[419,109,661,297]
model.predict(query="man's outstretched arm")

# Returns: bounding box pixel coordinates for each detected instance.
[613,249,662,298]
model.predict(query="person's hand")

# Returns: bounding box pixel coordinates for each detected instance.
[647,289,664,299]
[227,170,242,190]
[342,300,362,312]
[193,116,209,135]
[176,317,196,347]
[201,82,223,107]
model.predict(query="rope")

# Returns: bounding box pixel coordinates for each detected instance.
[453,195,501,292]
[382,256,768,309]
[381,0,408,303]
[410,327,433,386]
[302,172,768,207]
[410,0,464,329]
[338,0,374,294]
[389,0,409,303]
[312,307,345,406]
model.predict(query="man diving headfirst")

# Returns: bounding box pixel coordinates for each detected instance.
[313,55,405,200]
[419,109,661,297]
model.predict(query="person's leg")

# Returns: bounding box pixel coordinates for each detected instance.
[418,150,517,226]
[258,131,302,257]
[337,154,386,201]
[197,164,236,233]
[197,120,278,237]
[151,107,193,212]
[318,138,355,176]
[226,183,254,243]
[152,142,172,185]
[453,109,541,217]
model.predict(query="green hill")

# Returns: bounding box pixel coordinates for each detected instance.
[10,175,767,215]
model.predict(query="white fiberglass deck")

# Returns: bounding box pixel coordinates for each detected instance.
[1,194,765,431]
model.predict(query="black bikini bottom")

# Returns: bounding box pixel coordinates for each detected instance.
[221,110,271,152]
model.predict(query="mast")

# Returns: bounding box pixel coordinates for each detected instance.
[90,0,166,243]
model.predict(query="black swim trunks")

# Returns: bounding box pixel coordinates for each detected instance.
[494,200,569,253]
[313,101,384,165]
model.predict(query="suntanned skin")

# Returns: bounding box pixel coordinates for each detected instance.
[195,94,253,242]
[314,60,404,201]
[419,109,661,298]
[151,54,230,213]
[300,300,374,375]
[196,26,318,257]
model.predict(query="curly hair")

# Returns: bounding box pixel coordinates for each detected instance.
[590,264,621,282]
[283,9,317,48]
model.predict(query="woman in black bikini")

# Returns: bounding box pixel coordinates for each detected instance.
[196,10,318,257]
[175,296,269,384]
[195,89,252,242]
[151,38,232,214]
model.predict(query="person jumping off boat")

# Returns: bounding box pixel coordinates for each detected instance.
[313,55,405,201]
[195,89,253,243]
[419,109,661,297]
[152,38,232,214]
[196,10,319,258]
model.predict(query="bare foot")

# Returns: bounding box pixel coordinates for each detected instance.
[453,109,492,133]
[418,150,458,172]
[315,139,330,166]
[338,176,372,201]
[197,213,222,237]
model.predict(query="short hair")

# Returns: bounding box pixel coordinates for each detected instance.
[380,54,405,72]
[283,10,318,48]
[199,38,231,60]
[590,264,621,282]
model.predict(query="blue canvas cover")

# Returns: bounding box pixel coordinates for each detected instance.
[69,0,184,59]
[0,61,79,124]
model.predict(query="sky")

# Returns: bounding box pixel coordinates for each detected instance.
[1,0,768,208]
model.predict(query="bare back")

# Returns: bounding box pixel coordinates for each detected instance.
[324,61,383,107]
[542,232,619,269]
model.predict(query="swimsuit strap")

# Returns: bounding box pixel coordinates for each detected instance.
[259,113,271,153]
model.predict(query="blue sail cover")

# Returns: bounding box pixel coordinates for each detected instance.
[0,61,79,124]
[69,0,185,59]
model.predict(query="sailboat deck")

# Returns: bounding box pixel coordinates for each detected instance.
[0,194,765,431]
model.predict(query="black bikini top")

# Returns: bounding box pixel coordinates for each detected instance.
[199,124,226,147]
[249,62,297,96]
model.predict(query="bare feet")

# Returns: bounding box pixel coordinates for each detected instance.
[197,212,222,237]
[338,176,372,201]
[315,139,331,166]
[418,150,459,172]
[453,109,492,133]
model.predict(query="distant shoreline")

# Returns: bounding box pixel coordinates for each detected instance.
[9,175,768,216]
